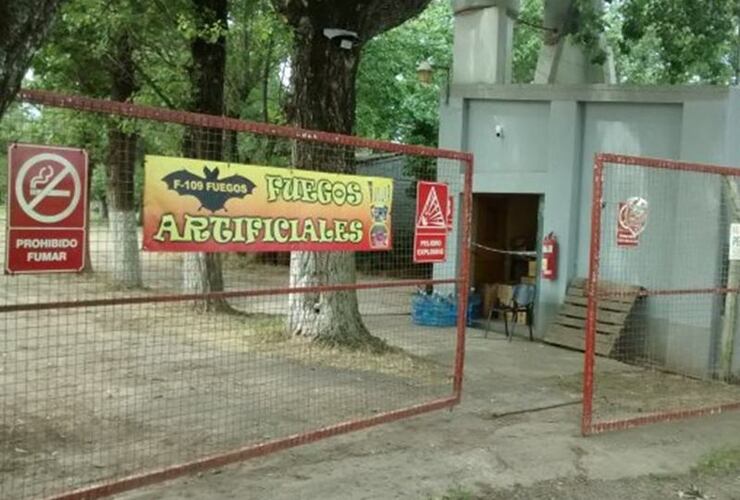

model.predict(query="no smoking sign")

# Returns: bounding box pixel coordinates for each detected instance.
[6,143,88,274]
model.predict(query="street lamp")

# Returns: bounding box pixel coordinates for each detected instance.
[416,60,435,85]
[416,60,451,104]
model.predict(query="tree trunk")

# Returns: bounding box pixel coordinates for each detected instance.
[274,0,432,349]
[285,19,378,347]
[183,0,230,312]
[106,31,142,288]
[0,0,64,119]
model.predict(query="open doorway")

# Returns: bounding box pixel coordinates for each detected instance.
[472,194,542,334]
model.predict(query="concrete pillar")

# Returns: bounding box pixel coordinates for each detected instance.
[452,0,520,85]
[537,100,582,336]
[534,0,616,84]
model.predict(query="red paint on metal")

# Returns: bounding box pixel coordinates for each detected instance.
[18,89,473,162]
[586,152,740,435]
[413,181,450,263]
[582,155,604,437]
[639,287,740,297]
[453,157,474,398]
[0,278,460,314]
[6,143,88,274]
[45,397,458,500]
[6,88,474,500]
[597,153,740,177]
[590,401,740,434]
[593,288,740,300]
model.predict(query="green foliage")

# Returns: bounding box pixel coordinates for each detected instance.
[608,0,739,84]
[15,0,292,208]
[694,446,740,474]
[224,0,291,164]
[436,486,475,500]
[91,163,107,205]
[571,0,608,65]
[356,0,452,146]
[512,0,544,83]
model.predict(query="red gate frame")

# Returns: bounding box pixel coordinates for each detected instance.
[7,89,474,499]
[582,153,740,436]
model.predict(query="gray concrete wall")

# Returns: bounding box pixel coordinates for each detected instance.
[575,102,684,279]
[434,97,468,291]
[356,155,415,233]
[439,84,740,378]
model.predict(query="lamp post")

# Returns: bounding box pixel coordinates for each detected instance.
[416,60,451,104]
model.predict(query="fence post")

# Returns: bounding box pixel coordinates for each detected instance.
[721,176,739,380]
[581,154,604,436]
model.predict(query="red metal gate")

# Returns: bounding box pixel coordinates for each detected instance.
[0,89,473,498]
[582,153,740,435]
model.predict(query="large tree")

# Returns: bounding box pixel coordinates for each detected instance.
[614,0,738,84]
[105,27,142,287]
[181,0,231,311]
[272,0,432,348]
[355,0,452,144]
[31,0,184,287]
[0,1,65,119]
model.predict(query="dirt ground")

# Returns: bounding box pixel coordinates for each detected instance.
[115,333,740,500]
[1,225,740,499]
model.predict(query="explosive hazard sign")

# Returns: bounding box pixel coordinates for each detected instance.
[414,181,449,263]
[5,143,88,274]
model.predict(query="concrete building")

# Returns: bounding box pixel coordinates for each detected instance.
[438,0,740,378]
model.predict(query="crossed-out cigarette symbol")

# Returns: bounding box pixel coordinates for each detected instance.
[15,153,82,224]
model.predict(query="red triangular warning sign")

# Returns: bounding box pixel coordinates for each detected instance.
[417,185,446,229]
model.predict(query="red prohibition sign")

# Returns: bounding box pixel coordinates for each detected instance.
[15,152,83,224]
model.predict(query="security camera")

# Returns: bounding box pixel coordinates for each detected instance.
[494,125,504,138]
[323,29,360,50]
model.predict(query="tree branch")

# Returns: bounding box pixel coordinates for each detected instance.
[131,58,178,109]
[358,0,432,40]
[271,0,432,40]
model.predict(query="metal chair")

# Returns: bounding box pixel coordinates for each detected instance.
[487,283,535,341]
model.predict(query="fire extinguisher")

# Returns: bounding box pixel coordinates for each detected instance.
[542,232,558,281]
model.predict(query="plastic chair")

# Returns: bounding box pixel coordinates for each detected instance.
[486,283,535,341]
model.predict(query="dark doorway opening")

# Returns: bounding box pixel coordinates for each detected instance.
[472,194,541,331]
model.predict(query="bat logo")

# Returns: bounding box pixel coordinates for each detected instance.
[162,166,256,212]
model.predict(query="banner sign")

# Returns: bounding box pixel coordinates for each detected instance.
[6,143,88,274]
[617,197,648,248]
[142,155,393,253]
[413,181,449,263]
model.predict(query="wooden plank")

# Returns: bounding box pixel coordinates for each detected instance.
[563,295,634,312]
[568,279,640,303]
[560,304,628,324]
[545,325,616,355]
[554,315,623,335]
[547,326,617,354]
[546,278,641,357]
[569,278,641,293]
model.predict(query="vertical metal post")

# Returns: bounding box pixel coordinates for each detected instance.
[453,155,474,399]
[581,154,604,436]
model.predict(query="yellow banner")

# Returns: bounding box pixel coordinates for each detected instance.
[142,155,393,252]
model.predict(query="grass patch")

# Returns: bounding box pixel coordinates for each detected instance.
[435,486,475,500]
[294,339,448,384]
[694,446,740,474]
[152,305,448,384]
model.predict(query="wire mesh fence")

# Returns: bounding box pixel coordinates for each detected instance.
[0,89,472,499]
[582,153,740,435]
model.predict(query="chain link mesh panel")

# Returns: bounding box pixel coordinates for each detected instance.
[0,90,472,499]
[582,154,740,435]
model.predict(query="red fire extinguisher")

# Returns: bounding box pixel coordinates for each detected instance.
[542,232,558,281]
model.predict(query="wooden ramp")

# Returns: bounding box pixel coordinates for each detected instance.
[545,279,641,356]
